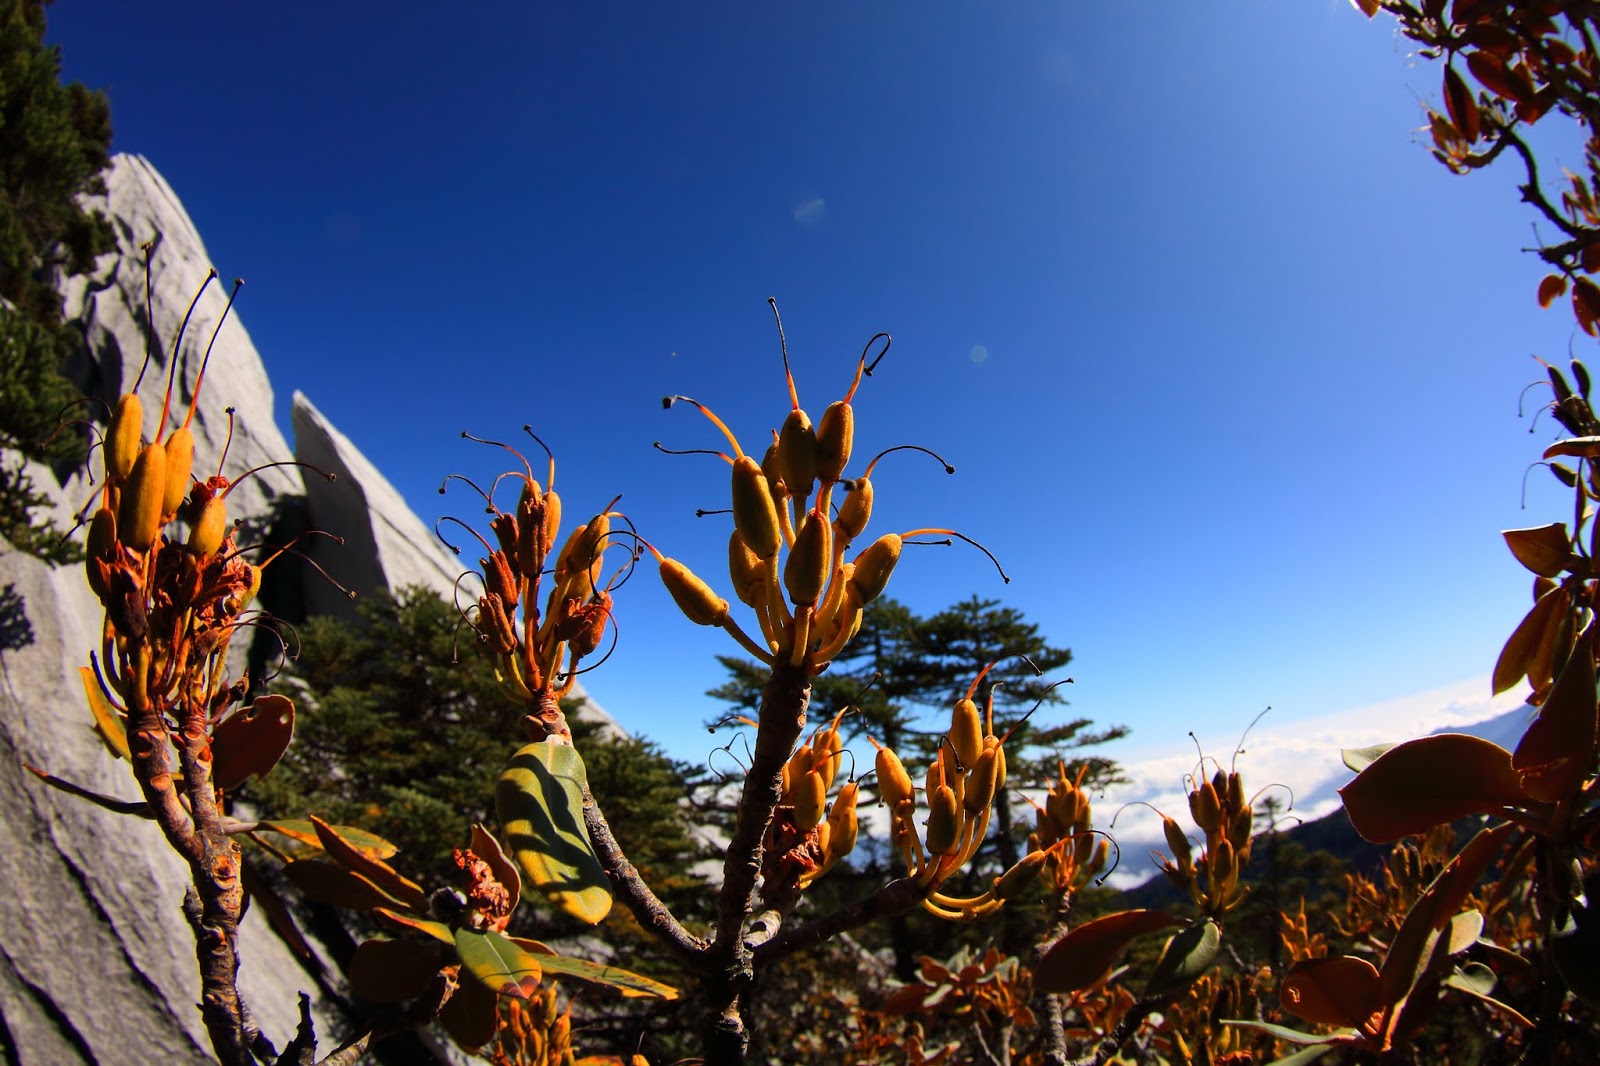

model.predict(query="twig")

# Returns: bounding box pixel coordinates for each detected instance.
[751,876,927,966]
[583,790,707,963]
[1068,995,1164,1066]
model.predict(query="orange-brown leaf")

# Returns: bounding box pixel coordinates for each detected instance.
[1513,636,1598,802]
[1280,956,1383,1028]
[211,694,294,791]
[1338,734,1531,843]
[1444,65,1481,142]
[1034,910,1177,993]
[1502,522,1571,578]
[1538,274,1569,308]
[1493,585,1565,694]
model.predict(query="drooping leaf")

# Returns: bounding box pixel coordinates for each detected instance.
[79,666,129,761]
[454,928,543,1000]
[1502,523,1572,578]
[1222,1019,1357,1048]
[211,694,295,790]
[1338,734,1530,842]
[471,822,521,914]
[1539,273,1570,308]
[309,815,428,913]
[1444,961,1533,1027]
[1513,636,1598,802]
[255,819,399,860]
[1543,435,1600,459]
[438,969,498,1049]
[1279,956,1383,1028]
[1493,586,1565,695]
[347,937,446,1003]
[23,764,151,818]
[284,859,413,912]
[373,907,455,946]
[1143,919,1221,999]
[507,937,679,1000]
[1443,64,1481,142]
[496,739,613,925]
[1033,909,1176,994]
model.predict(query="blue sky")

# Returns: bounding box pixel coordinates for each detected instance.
[47,2,1584,769]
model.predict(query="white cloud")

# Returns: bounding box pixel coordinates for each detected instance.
[970,344,989,364]
[793,196,827,226]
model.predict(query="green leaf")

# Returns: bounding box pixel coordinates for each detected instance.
[1340,743,1393,773]
[506,937,678,1000]
[1033,910,1177,994]
[79,666,129,761]
[256,819,399,860]
[1446,963,1533,1027]
[454,928,543,1001]
[496,739,613,925]
[1143,919,1220,999]
[1221,1020,1356,1048]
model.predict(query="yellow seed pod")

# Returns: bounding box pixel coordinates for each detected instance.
[1227,770,1245,814]
[827,780,859,859]
[815,399,853,482]
[849,534,901,604]
[814,818,831,858]
[105,393,143,484]
[118,441,168,551]
[186,495,228,556]
[1229,806,1253,850]
[993,851,1048,900]
[834,477,872,545]
[795,770,826,831]
[1211,836,1235,887]
[543,488,563,554]
[727,530,767,609]
[658,557,729,627]
[84,506,116,597]
[1162,816,1193,869]
[783,507,831,606]
[949,698,982,768]
[873,741,914,810]
[939,743,965,811]
[572,513,611,574]
[731,456,781,559]
[1191,780,1222,835]
[778,408,818,502]
[964,745,1000,815]
[925,784,959,855]
[160,424,195,516]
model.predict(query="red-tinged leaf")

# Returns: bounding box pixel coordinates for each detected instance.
[24,764,151,818]
[373,907,454,946]
[1539,274,1569,308]
[1513,638,1598,802]
[1493,585,1565,694]
[506,937,679,1000]
[1574,279,1600,335]
[79,666,129,761]
[1034,910,1177,993]
[1540,436,1600,459]
[284,859,412,911]
[1380,824,1515,1008]
[1585,245,1600,275]
[1280,956,1383,1028]
[256,819,399,860]
[211,694,294,790]
[1338,735,1529,843]
[1502,523,1572,578]
[454,928,543,1000]
[309,815,429,913]
[438,970,498,1049]
[471,823,521,915]
[1444,65,1481,142]
[1466,49,1532,104]
[347,937,446,1003]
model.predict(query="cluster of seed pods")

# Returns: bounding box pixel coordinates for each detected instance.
[1155,758,1257,920]
[1027,760,1112,895]
[656,305,1000,674]
[873,666,1054,921]
[491,981,574,1066]
[441,432,628,737]
[81,266,304,798]
[764,707,860,890]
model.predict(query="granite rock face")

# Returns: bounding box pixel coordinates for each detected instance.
[0,153,617,1061]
